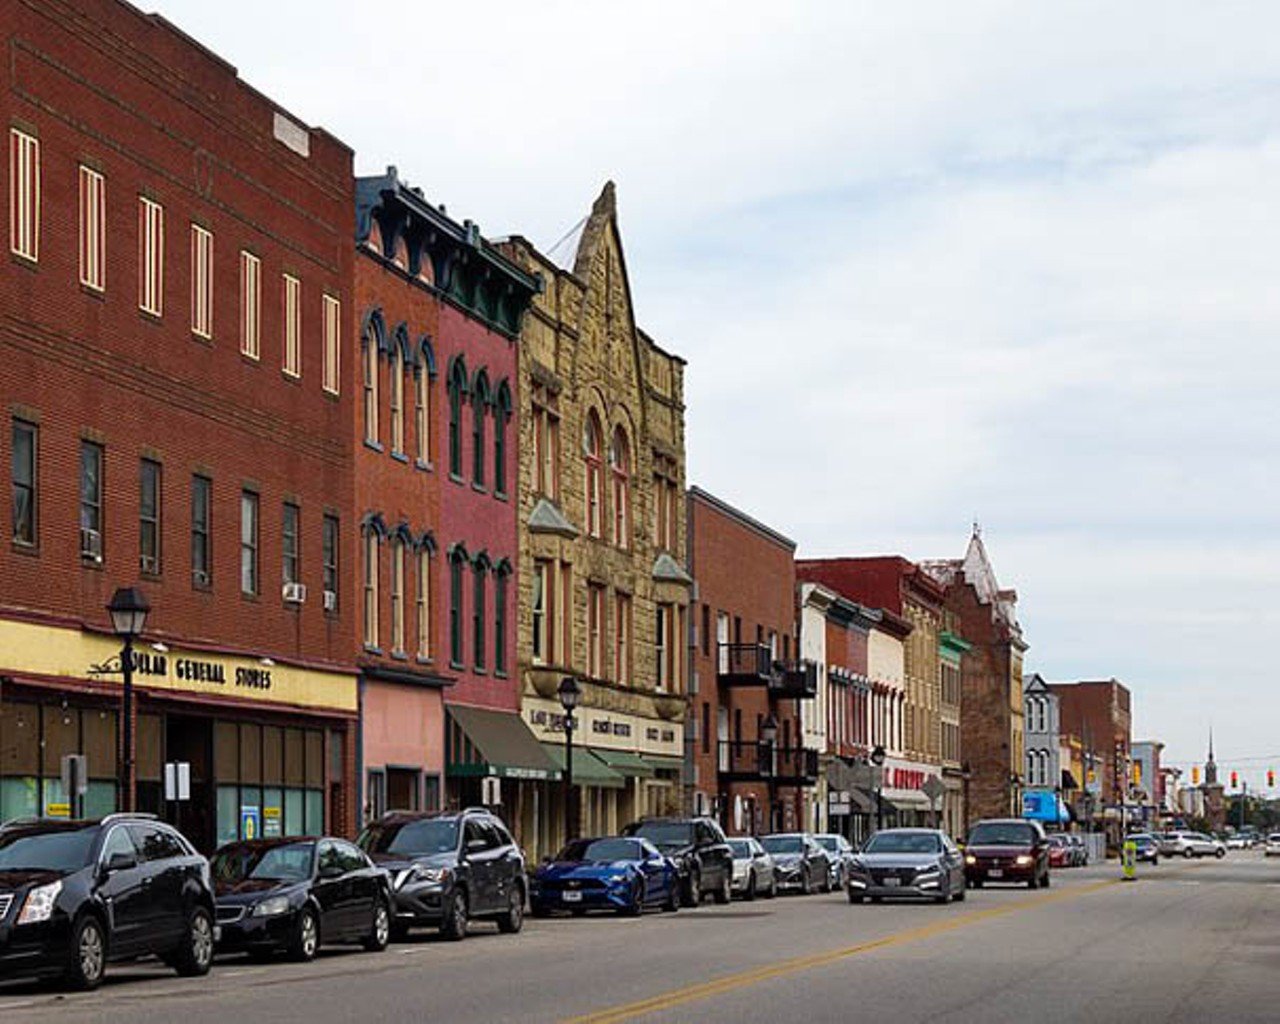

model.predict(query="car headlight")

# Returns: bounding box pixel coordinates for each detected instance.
[17,881,61,925]
[1015,855,1033,866]
[607,874,629,884]
[914,869,941,879]
[252,895,293,918]
[965,854,977,865]
[406,865,451,886]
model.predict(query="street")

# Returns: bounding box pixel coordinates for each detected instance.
[2,854,1277,1024]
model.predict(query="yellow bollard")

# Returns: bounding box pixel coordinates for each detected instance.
[1121,838,1136,881]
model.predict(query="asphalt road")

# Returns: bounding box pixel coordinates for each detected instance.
[3,853,1278,1023]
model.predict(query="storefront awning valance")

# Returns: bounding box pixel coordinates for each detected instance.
[540,744,626,789]
[882,790,932,812]
[641,754,685,775]
[446,705,559,780]
[593,749,655,778]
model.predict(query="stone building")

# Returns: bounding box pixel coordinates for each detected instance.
[499,184,691,861]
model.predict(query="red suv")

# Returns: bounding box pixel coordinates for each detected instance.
[964,818,1050,889]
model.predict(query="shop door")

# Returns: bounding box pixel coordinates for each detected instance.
[386,768,421,811]
[165,716,213,853]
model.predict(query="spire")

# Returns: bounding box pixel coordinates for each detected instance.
[1204,728,1218,786]
[1207,727,1215,763]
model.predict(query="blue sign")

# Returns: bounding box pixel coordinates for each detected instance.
[240,806,261,840]
[1022,790,1068,823]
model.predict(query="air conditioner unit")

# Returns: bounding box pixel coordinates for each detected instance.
[282,581,307,604]
[140,554,160,575]
[323,589,338,613]
[192,569,211,587]
[81,528,102,563]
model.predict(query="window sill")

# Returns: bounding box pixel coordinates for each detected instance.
[415,655,434,666]
[81,556,104,571]
[364,439,385,454]
[79,282,106,301]
[140,570,163,583]
[472,482,488,495]
[494,670,508,680]
[240,591,260,602]
[448,472,465,486]
[8,251,38,271]
[138,308,164,325]
[415,459,433,473]
[11,540,39,557]
[494,490,508,503]
[192,579,213,593]
[364,645,385,656]
[240,352,262,368]
[391,451,410,465]
[391,650,409,662]
[449,660,464,671]
[473,666,487,676]
[281,369,302,386]
[191,331,213,348]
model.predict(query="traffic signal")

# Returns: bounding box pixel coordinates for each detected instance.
[1191,765,1200,785]
[1132,761,1142,784]
[1230,770,1239,788]
[1268,769,1275,788]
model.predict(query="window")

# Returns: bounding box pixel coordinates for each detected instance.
[282,274,301,377]
[472,372,489,486]
[614,592,632,686]
[653,473,667,548]
[191,475,211,587]
[390,347,404,454]
[139,459,161,575]
[587,584,604,678]
[447,361,466,477]
[282,502,300,586]
[240,491,259,595]
[390,539,405,654]
[363,529,380,648]
[494,566,508,676]
[655,603,669,691]
[322,295,341,394]
[610,428,630,549]
[472,560,486,671]
[80,442,103,562]
[701,604,710,657]
[415,367,429,464]
[531,560,549,666]
[239,251,261,359]
[322,514,339,610]
[9,129,39,261]
[416,548,431,658]
[79,166,106,291]
[11,420,36,546]
[363,333,379,445]
[138,197,164,316]
[190,224,213,338]
[494,383,511,496]
[584,412,603,537]
[532,387,560,499]
[449,550,465,667]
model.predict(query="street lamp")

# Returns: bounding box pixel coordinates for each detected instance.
[870,744,886,833]
[557,676,581,843]
[761,714,778,832]
[107,586,150,814]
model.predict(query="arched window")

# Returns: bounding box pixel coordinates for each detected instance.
[494,381,512,496]
[447,358,468,478]
[390,343,405,456]
[448,545,466,667]
[416,543,432,659]
[472,370,491,486]
[472,553,490,671]
[494,560,510,677]
[390,538,405,653]
[363,528,381,649]
[362,317,382,446]
[415,339,435,466]
[583,411,603,538]
[610,426,631,549]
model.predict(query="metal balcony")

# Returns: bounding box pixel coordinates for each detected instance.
[769,660,818,700]
[716,741,819,786]
[773,746,820,785]
[716,644,775,686]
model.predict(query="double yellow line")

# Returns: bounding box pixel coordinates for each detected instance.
[563,879,1118,1024]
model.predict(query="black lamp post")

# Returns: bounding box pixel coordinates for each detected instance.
[870,744,886,833]
[961,760,972,837]
[557,676,581,843]
[107,587,150,813]
[761,714,778,832]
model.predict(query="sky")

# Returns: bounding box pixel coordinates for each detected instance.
[151,0,1280,785]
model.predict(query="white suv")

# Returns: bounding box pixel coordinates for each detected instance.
[1265,834,1280,857]
[1160,831,1226,859]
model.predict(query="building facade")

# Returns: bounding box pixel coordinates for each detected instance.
[1,0,357,848]
[501,184,691,861]
[938,623,970,836]
[1129,740,1164,829]
[1050,679,1132,839]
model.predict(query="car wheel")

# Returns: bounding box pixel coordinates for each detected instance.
[765,878,777,899]
[173,906,215,977]
[620,879,645,917]
[1215,848,1225,859]
[682,868,701,908]
[663,877,680,912]
[744,873,757,902]
[1183,848,1195,859]
[954,884,967,902]
[802,868,814,895]
[713,872,731,905]
[288,907,320,962]
[64,914,106,991]
[1040,869,1051,889]
[440,890,468,941]
[497,886,525,933]
[848,891,864,904]
[822,870,833,894]
[1027,872,1039,890]
[363,897,392,951]
[934,881,949,905]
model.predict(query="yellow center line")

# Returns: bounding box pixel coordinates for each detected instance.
[562,879,1120,1024]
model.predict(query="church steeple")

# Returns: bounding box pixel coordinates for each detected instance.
[1204,729,1218,787]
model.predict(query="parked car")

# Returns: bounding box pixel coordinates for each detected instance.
[1067,834,1089,866]
[1046,835,1072,869]
[1264,834,1280,857]
[1049,833,1084,867]
[211,837,392,961]
[1125,833,1160,864]
[1226,834,1250,850]
[529,836,678,917]
[1158,831,1226,859]
[621,817,733,906]
[357,808,525,941]
[0,814,215,990]
[726,837,776,900]
[760,833,831,894]
[846,828,966,904]
[964,818,1050,889]
[813,833,856,888]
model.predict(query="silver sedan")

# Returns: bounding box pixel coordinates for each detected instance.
[727,836,777,900]
[846,828,967,905]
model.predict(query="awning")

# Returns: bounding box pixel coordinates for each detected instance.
[593,749,655,778]
[642,754,685,774]
[446,705,560,780]
[541,744,626,789]
[882,790,932,812]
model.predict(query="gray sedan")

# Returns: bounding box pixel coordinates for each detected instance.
[727,837,777,900]
[846,829,966,905]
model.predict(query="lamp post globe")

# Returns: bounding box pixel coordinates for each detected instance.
[107,587,150,815]
[558,677,581,843]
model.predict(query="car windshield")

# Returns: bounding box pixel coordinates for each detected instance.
[358,818,459,856]
[815,836,839,852]
[0,827,96,873]
[761,836,803,854]
[864,832,941,854]
[211,842,315,883]
[558,838,642,862]
[727,839,753,857]
[1269,835,1280,842]
[630,822,693,847]
[968,823,1035,846]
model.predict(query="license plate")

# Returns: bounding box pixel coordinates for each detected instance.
[883,877,901,887]
[562,890,583,902]
[989,869,1003,878]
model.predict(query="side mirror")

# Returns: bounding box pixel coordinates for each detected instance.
[105,850,136,874]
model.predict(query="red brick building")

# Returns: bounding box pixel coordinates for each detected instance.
[687,487,815,834]
[1,0,357,848]
[1049,679,1132,836]
[353,170,542,821]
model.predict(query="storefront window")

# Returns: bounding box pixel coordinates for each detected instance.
[213,720,327,842]
[217,786,238,846]
[285,789,304,836]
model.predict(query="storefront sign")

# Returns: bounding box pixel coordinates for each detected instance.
[241,806,261,840]
[525,697,682,758]
[45,802,70,818]
[263,806,282,838]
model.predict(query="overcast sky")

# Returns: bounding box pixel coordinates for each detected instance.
[153,1,1280,785]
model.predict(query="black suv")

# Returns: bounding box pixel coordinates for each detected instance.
[357,808,525,941]
[621,817,733,906]
[0,814,215,989]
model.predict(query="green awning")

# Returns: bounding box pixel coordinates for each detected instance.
[593,749,655,778]
[642,754,685,774]
[446,705,560,780]
[540,744,625,789]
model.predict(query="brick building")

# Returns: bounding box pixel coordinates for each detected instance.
[1,0,357,848]
[1049,678,1132,839]
[501,184,691,860]
[687,487,814,836]
[352,169,545,825]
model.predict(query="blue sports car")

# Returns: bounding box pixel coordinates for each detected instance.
[529,837,680,917]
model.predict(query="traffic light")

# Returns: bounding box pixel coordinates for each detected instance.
[1191,765,1200,785]
[1230,770,1239,789]
[1132,761,1142,784]
[1268,769,1275,788]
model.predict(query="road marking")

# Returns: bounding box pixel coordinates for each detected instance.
[562,880,1119,1024]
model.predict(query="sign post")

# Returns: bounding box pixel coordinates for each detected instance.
[922,775,946,832]
[60,754,88,819]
